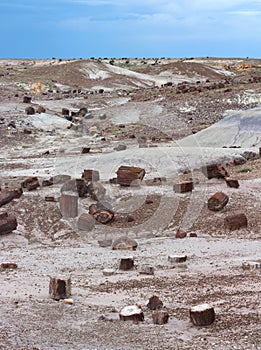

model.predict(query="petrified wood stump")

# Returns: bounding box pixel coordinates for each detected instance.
[59,193,78,218]
[0,191,15,207]
[189,303,215,326]
[224,213,248,230]
[119,305,144,322]
[225,178,239,188]
[119,257,134,271]
[207,192,229,211]
[173,181,194,193]
[116,165,146,186]
[82,169,100,182]
[93,209,114,224]
[49,276,72,300]
[0,212,17,235]
[152,311,169,325]
[203,163,229,179]
[77,213,95,231]
[147,295,163,310]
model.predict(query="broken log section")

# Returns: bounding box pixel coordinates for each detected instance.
[116,166,145,186]
[189,303,215,326]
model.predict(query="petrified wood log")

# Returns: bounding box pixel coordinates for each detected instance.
[224,213,247,230]
[82,169,100,182]
[49,276,71,300]
[77,213,95,231]
[189,303,215,326]
[59,193,78,218]
[152,311,169,325]
[87,182,106,201]
[0,191,15,207]
[203,163,229,179]
[207,192,229,211]
[93,209,114,224]
[21,177,40,191]
[119,305,144,322]
[173,181,194,193]
[116,166,145,186]
[0,212,17,235]
[61,178,88,198]
[225,178,239,188]
[119,257,134,271]
[147,295,163,310]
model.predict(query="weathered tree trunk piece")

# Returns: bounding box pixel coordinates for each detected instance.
[224,213,247,230]
[119,305,144,322]
[61,179,88,198]
[189,304,215,326]
[93,209,114,224]
[0,212,17,235]
[21,177,40,191]
[49,276,72,300]
[147,295,163,310]
[112,236,138,250]
[207,192,229,211]
[152,311,169,325]
[81,147,91,154]
[59,193,78,218]
[77,213,95,231]
[1,263,18,269]
[116,166,146,186]
[119,257,134,271]
[203,163,229,179]
[82,169,100,182]
[168,255,187,263]
[175,228,187,238]
[138,265,154,275]
[0,191,15,207]
[173,181,194,193]
[87,182,106,201]
[242,260,261,270]
[225,178,239,188]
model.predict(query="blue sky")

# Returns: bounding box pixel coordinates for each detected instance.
[0,0,260,58]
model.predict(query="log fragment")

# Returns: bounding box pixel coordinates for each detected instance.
[82,169,100,182]
[77,213,95,231]
[1,263,18,269]
[224,213,247,230]
[119,305,144,322]
[0,212,17,235]
[87,182,106,201]
[61,178,88,198]
[175,228,187,239]
[225,178,239,188]
[168,255,187,263]
[93,209,114,224]
[173,181,194,193]
[116,166,146,186]
[242,260,261,270]
[112,236,138,251]
[207,192,229,211]
[152,311,169,325]
[0,191,15,207]
[189,303,215,326]
[203,164,229,179]
[21,177,40,191]
[138,265,154,275]
[59,193,78,218]
[147,295,163,310]
[119,257,134,271]
[49,276,72,301]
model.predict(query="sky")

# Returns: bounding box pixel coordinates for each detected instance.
[0,0,260,59]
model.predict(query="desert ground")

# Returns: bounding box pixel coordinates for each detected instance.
[0,57,260,350]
